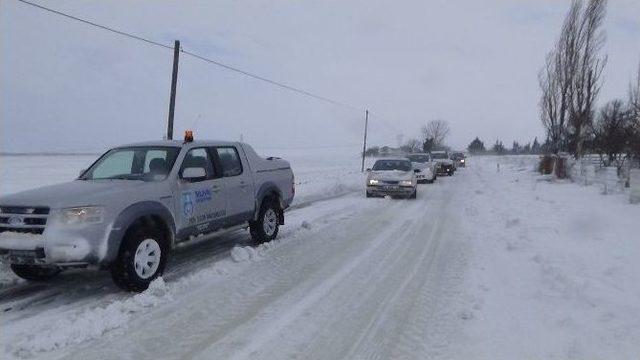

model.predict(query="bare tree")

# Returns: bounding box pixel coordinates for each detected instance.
[627,62,640,159]
[421,120,450,149]
[539,53,561,152]
[568,0,607,157]
[592,99,629,164]
[401,138,422,153]
[539,0,607,156]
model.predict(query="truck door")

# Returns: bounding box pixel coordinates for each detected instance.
[176,147,227,238]
[213,146,255,225]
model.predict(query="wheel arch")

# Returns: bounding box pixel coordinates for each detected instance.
[253,182,284,224]
[104,201,176,265]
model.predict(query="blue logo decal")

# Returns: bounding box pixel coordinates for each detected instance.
[182,191,194,218]
[194,189,212,203]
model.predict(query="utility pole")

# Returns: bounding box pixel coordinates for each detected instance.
[361,109,369,172]
[166,40,180,140]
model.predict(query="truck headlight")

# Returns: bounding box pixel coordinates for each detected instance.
[400,180,413,186]
[60,206,104,225]
[368,179,379,185]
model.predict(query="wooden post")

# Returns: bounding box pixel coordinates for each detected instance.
[167,40,180,140]
[361,109,369,172]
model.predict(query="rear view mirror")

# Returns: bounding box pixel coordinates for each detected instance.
[182,167,206,181]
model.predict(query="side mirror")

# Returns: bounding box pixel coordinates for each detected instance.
[182,167,206,181]
[366,168,372,172]
[78,169,86,177]
[414,169,421,173]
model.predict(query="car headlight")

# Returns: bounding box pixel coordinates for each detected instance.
[400,180,413,186]
[368,179,379,185]
[60,206,104,225]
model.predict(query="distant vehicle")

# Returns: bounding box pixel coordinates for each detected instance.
[451,152,466,168]
[406,153,437,183]
[0,134,295,291]
[366,158,418,199]
[431,151,455,176]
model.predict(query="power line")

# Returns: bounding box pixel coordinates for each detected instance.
[14,0,173,50]
[13,0,363,111]
[180,49,362,111]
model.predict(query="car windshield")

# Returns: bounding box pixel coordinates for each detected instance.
[372,159,412,171]
[431,153,448,159]
[407,155,430,163]
[81,146,180,182]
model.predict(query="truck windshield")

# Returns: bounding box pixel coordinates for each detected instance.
[431,153,448,159]
[372,160,412,171]
[407,155,430,163]
[81,147,180,182]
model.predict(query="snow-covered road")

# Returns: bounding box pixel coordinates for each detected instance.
[1,158,469,360]
[3,155,640,359]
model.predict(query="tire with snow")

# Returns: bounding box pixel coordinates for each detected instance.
[10,264,60,281]
[250,199,280,244]
[110,225,169,292]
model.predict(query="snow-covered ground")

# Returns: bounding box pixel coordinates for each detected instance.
[1,154,640,359]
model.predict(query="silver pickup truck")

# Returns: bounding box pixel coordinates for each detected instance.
[0,139,295,291]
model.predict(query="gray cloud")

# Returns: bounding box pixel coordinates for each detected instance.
[1,0,639,153]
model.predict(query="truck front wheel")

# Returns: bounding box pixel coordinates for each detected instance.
[250,200,280,244]
[110,225,169,292]
[10,264,60,281]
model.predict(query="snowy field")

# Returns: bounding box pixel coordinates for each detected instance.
[1,153,640,359]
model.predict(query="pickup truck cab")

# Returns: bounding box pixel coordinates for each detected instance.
[0,139,295,291]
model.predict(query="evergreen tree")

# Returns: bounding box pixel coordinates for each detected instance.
[467,137,486,153]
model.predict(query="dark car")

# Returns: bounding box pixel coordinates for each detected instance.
[451,152,466,168]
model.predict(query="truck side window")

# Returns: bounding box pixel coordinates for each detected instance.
[215,147,243,177]
[180,148,216,181]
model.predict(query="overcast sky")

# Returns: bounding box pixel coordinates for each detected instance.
[1,0,639,154]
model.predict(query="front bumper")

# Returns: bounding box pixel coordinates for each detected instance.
[366,185,415,197]
[0,222,110,266]
[436,165,454,175]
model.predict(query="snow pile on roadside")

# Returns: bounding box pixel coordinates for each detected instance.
[7,278,172,358]
[457,156,640,359]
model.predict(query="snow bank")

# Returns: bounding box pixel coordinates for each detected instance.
[7,278,172,358]
[457,156,640,359]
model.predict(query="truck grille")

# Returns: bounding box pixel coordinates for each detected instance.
[0,206,50,235]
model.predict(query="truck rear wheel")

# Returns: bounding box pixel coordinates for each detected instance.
[10,264,60,281]
[110,225,169,292]
[250,200,280,244]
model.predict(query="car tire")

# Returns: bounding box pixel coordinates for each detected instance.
[250,199,281,244]
[409,189,417,199]
[10,264,60,281]
[366,191,373,198]
[110,225,169,292]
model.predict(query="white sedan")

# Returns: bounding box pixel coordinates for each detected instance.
[407,153,437,183]
[366,158,418,199]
